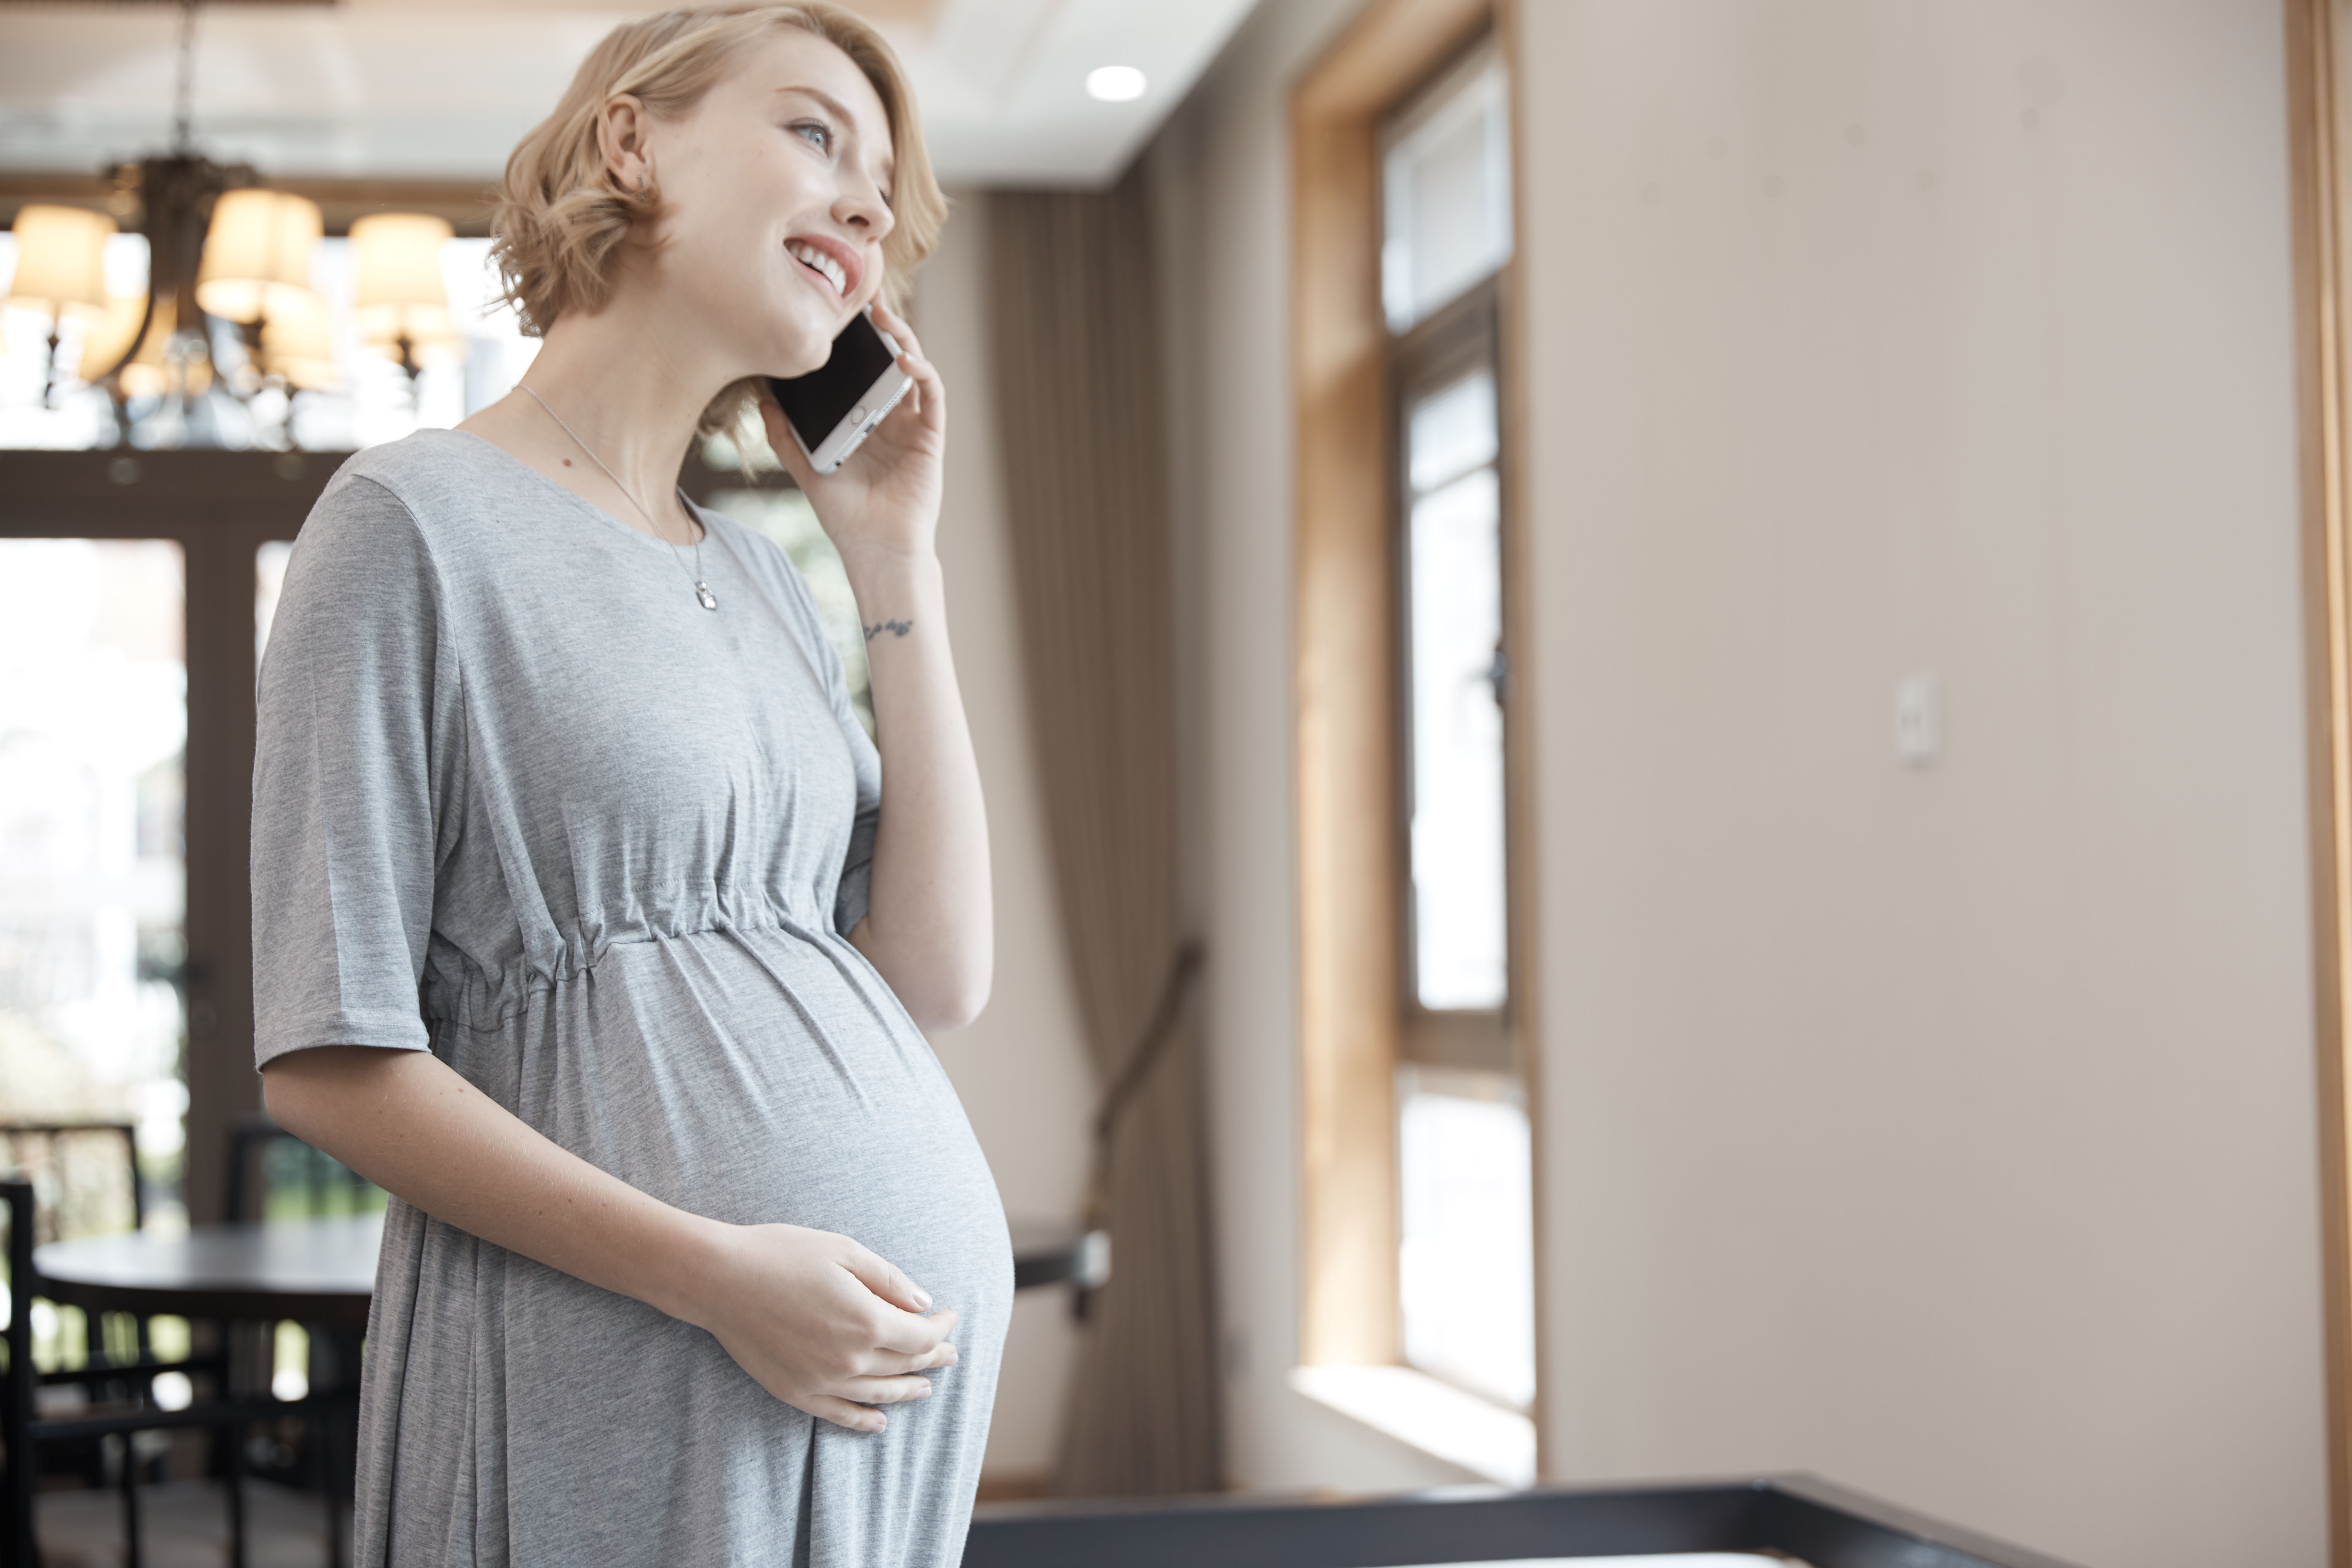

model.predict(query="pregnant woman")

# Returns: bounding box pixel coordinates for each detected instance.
[252,6,1009,1563]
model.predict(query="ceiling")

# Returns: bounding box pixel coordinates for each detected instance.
[0,0,1260,189]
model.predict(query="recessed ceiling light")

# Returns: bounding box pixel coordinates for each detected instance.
[1086,66,1147,103]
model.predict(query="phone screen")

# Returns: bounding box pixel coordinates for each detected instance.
[769,311,897,451]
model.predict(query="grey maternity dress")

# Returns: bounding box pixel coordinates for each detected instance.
[251,429,1011,1567]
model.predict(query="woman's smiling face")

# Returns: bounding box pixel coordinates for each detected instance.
[629,29,897,379]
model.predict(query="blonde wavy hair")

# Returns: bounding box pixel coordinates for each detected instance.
[491,3,945,434]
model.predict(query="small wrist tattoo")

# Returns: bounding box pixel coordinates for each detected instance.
[863,618,914,643]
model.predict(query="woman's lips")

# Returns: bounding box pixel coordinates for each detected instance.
[784,235,858,302]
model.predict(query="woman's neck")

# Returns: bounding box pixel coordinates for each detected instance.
[514,308,726,497]
[461,294,740,541]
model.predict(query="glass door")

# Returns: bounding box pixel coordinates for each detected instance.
[0,538,190,1227]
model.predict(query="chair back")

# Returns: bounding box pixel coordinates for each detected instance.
[3,1174,39,1568]
[223,1122,377,1224]
[0,1125,141,1247]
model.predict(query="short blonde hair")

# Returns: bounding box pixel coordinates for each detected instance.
[492,4,944,430]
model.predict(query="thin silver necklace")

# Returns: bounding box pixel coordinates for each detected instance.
[518,383,718,611]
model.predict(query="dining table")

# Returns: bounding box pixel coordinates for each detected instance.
[33,1212,1106,1330]
[34,1213,381,1330]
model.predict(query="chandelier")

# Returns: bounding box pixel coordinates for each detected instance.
[3,0,463,439]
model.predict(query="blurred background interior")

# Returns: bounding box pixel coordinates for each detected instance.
[0,1,2345,1566]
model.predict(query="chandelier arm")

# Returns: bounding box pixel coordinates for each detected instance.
[172,0,200,156]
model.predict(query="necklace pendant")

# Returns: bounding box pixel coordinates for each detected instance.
[695,581,719,611]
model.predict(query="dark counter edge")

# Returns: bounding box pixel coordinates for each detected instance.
[964,1472,2085,1568]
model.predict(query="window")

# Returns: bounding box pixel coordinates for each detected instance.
[1383,39,1534,1417]
[0,539,190,1223]
[1293,0,1531,1484]
[1381,44,1513,335]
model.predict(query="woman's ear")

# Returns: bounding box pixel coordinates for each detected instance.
[598,94,658,197]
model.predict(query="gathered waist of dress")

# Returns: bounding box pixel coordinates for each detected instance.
[423,904,851,1027]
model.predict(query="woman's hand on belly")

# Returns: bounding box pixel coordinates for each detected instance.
[676,1223,961,1433]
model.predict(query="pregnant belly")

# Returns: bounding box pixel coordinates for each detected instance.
[458,926,1010,1292]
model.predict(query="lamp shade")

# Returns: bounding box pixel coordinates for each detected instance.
[350,212,461,352]
[6,204,115,317]
[257,285,340,390]
[77,293,151,381]
[196,188,323,324]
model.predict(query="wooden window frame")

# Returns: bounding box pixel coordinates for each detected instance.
[1392,277,1513,1077]
[2291,1,2352,1560]
[1294,0,1539,1440]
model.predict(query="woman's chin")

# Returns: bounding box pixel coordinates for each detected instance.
[765,319,842,380]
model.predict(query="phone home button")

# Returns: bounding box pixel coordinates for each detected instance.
[848,405,869,426]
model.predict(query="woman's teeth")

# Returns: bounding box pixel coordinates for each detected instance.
[787,241,846,295]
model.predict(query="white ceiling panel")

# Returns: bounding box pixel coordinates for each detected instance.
[0,0,1260,187]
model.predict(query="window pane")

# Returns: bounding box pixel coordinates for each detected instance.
[1398,1070,1536,1409]
[1407,455,1506,1011]
[1408,370,1499,495]
[1382,48,1513,333]
[256,538,294,669]
[0,540,189,1216]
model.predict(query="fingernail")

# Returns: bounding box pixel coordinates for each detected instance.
[912,1287,933,1310]
[867,1415,887,1432]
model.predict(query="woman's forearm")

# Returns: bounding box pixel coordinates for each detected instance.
[262,1045,724,1322]
[262,1045,962,1431]
[842,546,992,1030]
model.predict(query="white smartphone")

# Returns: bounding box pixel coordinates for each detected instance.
[768,308,915,474]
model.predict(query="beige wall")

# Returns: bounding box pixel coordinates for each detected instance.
[1516,3,2325,1563]
[917,190,1097,1484]
[1157,0,2331,1559]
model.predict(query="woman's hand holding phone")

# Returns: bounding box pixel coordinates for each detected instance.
[763,301,945,569]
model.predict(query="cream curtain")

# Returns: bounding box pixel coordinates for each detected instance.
[986,171,1220,1496]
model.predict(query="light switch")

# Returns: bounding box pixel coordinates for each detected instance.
[1895,671,1940,766]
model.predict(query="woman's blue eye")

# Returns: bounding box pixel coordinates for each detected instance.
[791,120,833,154]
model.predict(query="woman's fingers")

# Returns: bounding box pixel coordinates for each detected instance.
[872,1305,958,1358]
[870,303,944,424]
[837,1373,937,1406]
[799,1393,890,1433]
[857,1340,960,1377]
[839,1245,931,1313]
[869,301,920,359]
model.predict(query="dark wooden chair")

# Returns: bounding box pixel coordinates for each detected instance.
[0,1127,152,1397]
[219,1123,373,1561]
[2,1167,227,1568]
[2,1121,352,1568]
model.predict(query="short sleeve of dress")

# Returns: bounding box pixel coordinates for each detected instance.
[252,474,463,1068]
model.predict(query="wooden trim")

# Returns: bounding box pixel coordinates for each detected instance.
[1291,0,1493,1374]
[1,174,499,238]
[2289,1,2352,1560]
[1494,0,1546,1480]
